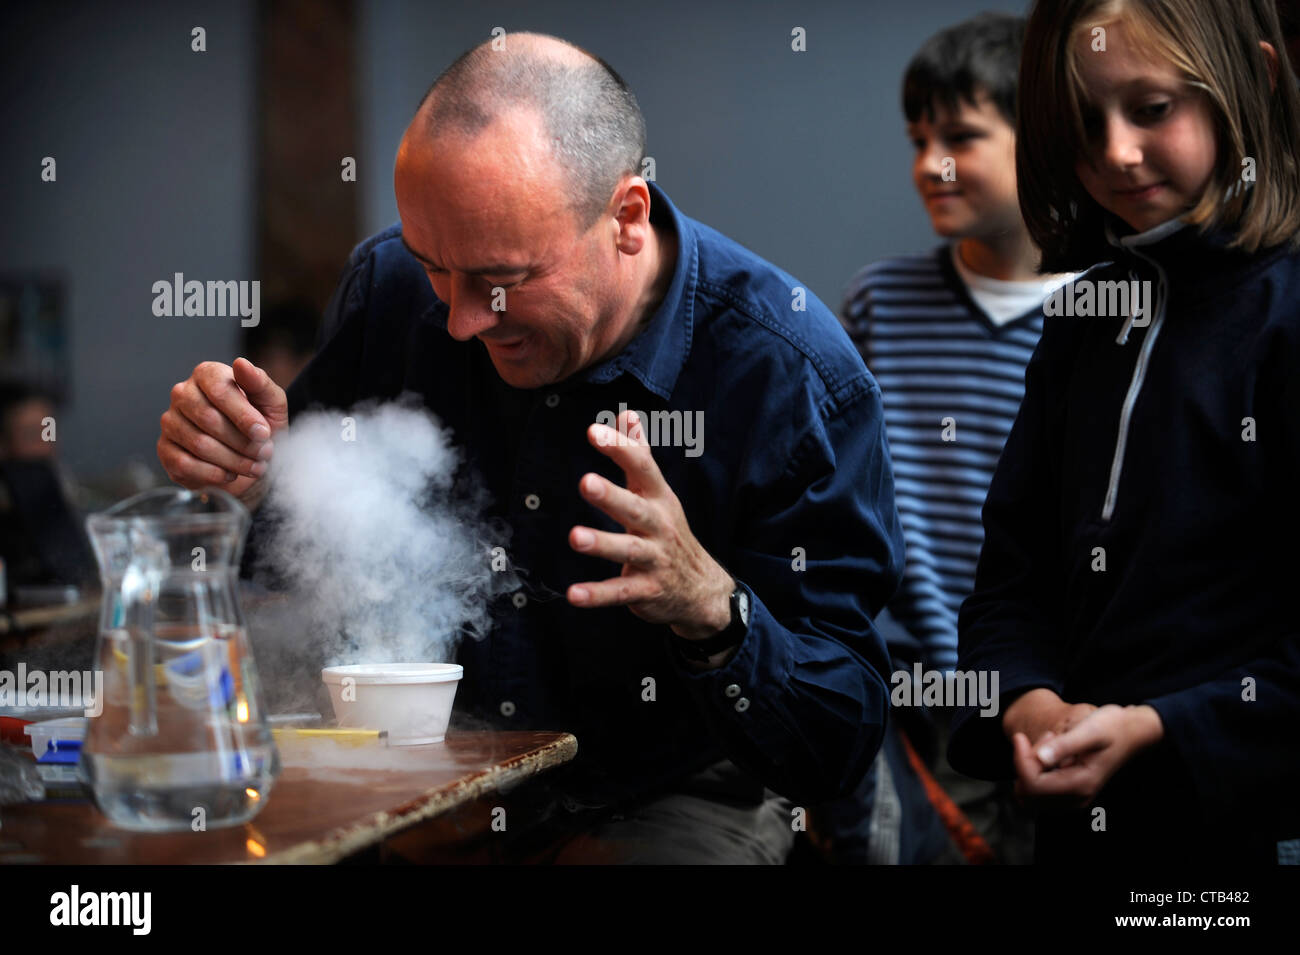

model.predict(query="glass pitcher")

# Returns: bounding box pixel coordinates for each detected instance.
[81,487,278,832]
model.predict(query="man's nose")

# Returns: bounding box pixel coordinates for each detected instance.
[443,274,500,342]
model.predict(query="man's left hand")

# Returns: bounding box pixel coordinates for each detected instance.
[567,410,733,641]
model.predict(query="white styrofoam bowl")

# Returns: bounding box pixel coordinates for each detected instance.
[320,663,462,745]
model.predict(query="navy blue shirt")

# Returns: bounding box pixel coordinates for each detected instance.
[271,183,905,807]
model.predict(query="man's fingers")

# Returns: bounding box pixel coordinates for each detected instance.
[158,437,239,488]
[569,525,661,567]
[232,357,289,432]
[579,472,659,534]
[164,408,267,479]
[194,360,273,441]
[567,574,664,608]
[158,361,281,503]
[586,416,666,493]
[173,381,269,459]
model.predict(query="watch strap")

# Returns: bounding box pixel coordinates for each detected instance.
[672,583,748,662]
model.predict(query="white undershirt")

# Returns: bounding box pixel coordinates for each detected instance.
[950,245,1078,326]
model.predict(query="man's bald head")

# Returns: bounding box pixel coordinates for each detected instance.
[413,33,646,227]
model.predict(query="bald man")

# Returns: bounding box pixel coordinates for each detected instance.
[159,34,905,864]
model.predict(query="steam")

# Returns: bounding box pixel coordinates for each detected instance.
[252,396,513,677]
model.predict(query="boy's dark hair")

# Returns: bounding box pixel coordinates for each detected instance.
[1020,0,1300,271]
[903,12,1027,125]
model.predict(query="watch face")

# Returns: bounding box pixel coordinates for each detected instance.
[737,589,750,627]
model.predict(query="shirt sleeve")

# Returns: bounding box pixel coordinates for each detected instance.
[946,324,1072,781]
[670,378,906,805]
[1143,639,1300,833]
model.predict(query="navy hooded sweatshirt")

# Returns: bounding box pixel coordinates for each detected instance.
[947,214,1300,862]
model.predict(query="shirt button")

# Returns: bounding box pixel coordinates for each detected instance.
[724,684,742,699]
[512,592,527,608]
[545,393,560,408]
[734,697,750,713]
[524,493,540,510]
[499,700,516,717]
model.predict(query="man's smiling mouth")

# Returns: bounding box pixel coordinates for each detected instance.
[482,333,530,356]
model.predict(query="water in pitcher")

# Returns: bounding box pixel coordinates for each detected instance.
[83,488,279,832]
[82,623,278,831]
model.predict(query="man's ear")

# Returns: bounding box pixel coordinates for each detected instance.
[611,177,652,256]
[1261,40,1279,92]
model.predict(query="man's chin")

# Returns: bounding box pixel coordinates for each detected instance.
[487,356,556,390]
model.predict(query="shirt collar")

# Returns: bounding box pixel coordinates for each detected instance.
[418,180,697,400]
[577,181,696,399]
[1100,210,1275,289]
[1104,213,1189,250]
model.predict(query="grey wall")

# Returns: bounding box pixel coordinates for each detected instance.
[0,1,256,481]
[1,0,1024,483]
[359,0,1028,310]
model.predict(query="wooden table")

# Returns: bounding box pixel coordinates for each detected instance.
[0,730,577,864]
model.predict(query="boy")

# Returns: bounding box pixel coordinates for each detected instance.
[814,12,1078,864]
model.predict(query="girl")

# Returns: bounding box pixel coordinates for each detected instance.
[947,0,1300,863]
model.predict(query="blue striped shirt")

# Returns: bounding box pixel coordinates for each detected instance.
[842,245,1046,671]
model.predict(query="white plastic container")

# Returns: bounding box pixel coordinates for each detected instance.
[24,716,89,758]
[320,663,462,745]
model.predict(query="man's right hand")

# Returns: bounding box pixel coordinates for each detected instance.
[158,357,287,509]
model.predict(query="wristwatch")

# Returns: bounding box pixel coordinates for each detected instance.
[673,582,750,663]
